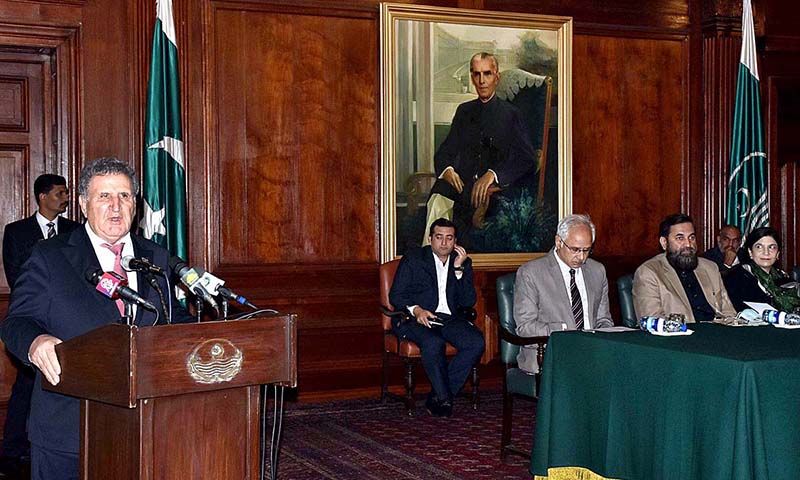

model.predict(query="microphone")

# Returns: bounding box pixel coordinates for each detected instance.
[168,257,219,310]
[85,268,157,312]
[169,257,256,309]
[121,255,165,276]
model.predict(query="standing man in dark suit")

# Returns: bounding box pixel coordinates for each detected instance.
[389,218,485,417]
[1,174,80,475]
[514,214,614,373]
[0,158,193,480]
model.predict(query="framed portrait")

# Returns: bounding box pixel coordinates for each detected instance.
[380,3,572,268]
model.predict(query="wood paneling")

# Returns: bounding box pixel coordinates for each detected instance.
[0,51,53,293]
[702,20,740,248]
[208,4,378,266]
[572,33,687,255]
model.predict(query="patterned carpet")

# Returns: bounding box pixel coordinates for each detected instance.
[275,391,535,479]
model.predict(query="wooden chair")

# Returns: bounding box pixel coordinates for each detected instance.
[379,259,479,415]
[496,272,549,460]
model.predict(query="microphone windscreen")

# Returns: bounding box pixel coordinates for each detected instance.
[85,267,102,285]
[121,256,134,271]
[168,256,188,276]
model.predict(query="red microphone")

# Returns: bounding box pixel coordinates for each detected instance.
[95,271,127,299]
[85,268,157,312]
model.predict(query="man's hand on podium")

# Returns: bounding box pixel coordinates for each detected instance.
[29,334,63,385]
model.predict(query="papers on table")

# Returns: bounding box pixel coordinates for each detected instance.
[649,329,694,337]
[592,326,636,333]
[745,301,777,313]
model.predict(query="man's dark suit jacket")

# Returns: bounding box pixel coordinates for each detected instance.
[3,214,81,289]
[433,95,537,190]
[388,245,476,323]
[701,247,727,272]
[0,226,193,454]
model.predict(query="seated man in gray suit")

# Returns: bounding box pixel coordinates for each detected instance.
[514,214,613,373]
[633,213,736,322]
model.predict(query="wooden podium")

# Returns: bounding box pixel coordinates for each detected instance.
[44,315,297,480]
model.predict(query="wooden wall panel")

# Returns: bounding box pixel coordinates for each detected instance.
[572,33,687,257]
[209,4,377,266]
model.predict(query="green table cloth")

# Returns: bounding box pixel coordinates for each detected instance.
[531,323,800,480]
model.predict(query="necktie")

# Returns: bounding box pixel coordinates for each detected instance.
[570,269,584,330]
[46,222,56,239]
[102,242,127,314]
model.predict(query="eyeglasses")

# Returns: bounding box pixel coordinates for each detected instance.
[560,239,593,255]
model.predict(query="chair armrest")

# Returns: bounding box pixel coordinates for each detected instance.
[498,326,549,347]
[499,325,549,379]
[381,305,412,324]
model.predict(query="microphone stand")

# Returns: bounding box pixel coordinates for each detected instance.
[221,297,229,320]
[122,300,134,326]
[194,295,204,323]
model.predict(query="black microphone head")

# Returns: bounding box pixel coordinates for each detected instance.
[168,256,188,276]
[85,267,103,285]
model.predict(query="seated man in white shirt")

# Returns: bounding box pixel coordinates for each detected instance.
[389,218,485,417]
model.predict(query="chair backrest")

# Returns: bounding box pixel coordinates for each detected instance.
[792,266,800,283]
[496,272,519,364]
[616,273,638,328]
[380,259,401,331]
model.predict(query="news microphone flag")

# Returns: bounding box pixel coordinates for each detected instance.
[140,0,187,261]
[95,271,126,299]
[725,0,768,236]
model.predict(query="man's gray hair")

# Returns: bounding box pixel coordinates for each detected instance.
[557,214,596,242]
[78,157,139,197]
[470,52,499,72]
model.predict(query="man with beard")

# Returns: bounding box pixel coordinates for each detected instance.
[633,213,735,322]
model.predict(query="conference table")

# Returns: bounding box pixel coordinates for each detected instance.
[530,322,800,480]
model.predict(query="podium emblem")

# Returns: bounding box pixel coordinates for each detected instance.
[187,339,243,384]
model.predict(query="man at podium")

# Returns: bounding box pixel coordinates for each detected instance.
[0,157,193,480]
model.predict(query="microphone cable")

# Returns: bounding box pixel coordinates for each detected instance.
[259,384,286,480]
[144,272,170,326]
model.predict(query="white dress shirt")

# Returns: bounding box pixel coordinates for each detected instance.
[84,223,138,314]
[553,251,591,328]
[35,212,59,238]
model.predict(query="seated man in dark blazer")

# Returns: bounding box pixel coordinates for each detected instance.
[0,157,194,480]
[701,224,742,272]
[1,173,80,475]
[389,218,485,417]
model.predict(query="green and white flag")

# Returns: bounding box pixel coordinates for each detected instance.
[726,0,768,236]
[139,0,187,260]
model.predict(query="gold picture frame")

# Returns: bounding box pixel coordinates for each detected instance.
[380,2,573,268]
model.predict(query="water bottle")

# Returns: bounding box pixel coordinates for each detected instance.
[639,316,687,333]
[762,310,785,325]
[785,313,800,325]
